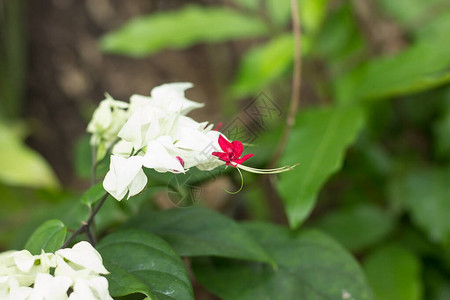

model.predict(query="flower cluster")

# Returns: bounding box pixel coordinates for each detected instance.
[87,83,225,200]
[89,82,294,201]
[0,242,112,300]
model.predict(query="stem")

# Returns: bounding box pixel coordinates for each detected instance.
[269,0,302,167]
[60,193,108,248]
[91,145,97,187]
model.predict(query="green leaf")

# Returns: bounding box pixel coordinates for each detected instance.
[300,0,330,34]
[97,229,193,300]
[313,204,396,252]
[277,106,365,228]
[377,0,447,29]
[230,34,294,98]
[314,2,366,66]
[123,206,274,265]
[335,39,450,105]
[230,31,315,98]
[0,122,59,189]
[389,166,450,244]
[193,222,374,300]
[363,245,422,300]
[101,5,269,57]
[24,219,66,255]
[81,183,106,205]
[266,0,291,28]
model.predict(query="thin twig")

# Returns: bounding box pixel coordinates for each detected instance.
[60,193,108,249]
[269,0,302,167]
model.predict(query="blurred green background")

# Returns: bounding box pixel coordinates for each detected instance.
[1,0,450,299]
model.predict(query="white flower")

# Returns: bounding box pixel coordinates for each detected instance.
[0,249,56,287]
[118,82,204,151]
[87,94,129,158]
[0,242,112,300]
[103,155,147,201]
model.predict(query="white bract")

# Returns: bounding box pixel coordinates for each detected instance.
[87,94,130,160]
[103,156,148,201]
[0,242,112,300]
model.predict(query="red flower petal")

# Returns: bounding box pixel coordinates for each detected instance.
[218,135,232,153]
[212,151,229,162]
[231,140,243,158]
[233,153,254,165]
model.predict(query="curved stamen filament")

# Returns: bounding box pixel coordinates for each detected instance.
[236,164,298,174]
[224,167,244,194]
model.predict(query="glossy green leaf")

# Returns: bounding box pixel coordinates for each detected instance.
[277,106,365,228]
[335,39,450,105]
[0,122,59,189]
[97,229,193,300]
[123,206,274,265]
[24,219,66,255]
[101,5,269,57]
[390,167,450,244]
[313,204,396,252]
[81,183,106,205]
[363,245,422,300]
[193,222,374,300]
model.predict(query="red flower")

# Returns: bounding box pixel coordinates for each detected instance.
[212,135,254,167]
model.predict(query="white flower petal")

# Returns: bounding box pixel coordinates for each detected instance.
[56,242,108,275]
[8,285,32,300]
[113,156,144,195]
[150,82,204,115]
[111,140,134,157]
[32,273,72,300]
[118,111,144,150]
[143,140,184,173]
[54,256,92,280]
[127,169,147,199]
[87,96,129,148]
[103,156,145,201]
[103,167,124,201]
[12,250,35,273]
[69,277,112,300]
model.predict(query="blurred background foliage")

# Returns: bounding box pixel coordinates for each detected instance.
[0,0,449,299]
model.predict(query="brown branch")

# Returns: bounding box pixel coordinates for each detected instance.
[60,193,108,248]
[269,0,302,167]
